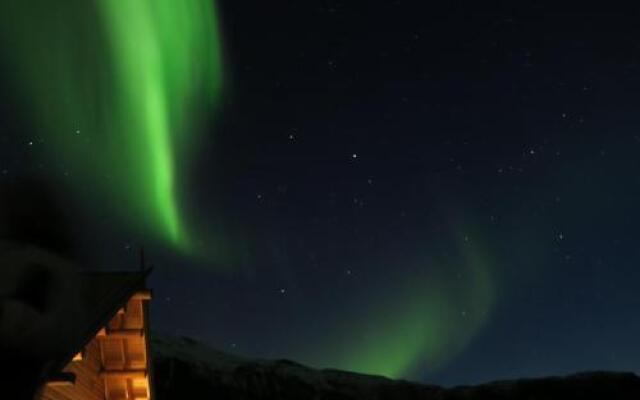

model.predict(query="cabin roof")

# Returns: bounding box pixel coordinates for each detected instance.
[48,269,152,377]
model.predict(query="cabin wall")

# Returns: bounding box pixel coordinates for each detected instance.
[39,293,153,400]
[102,297,151,400]
[39,338,105,400]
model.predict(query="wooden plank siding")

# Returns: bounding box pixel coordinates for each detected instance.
[40,339,105,400]
[39,294,152,400]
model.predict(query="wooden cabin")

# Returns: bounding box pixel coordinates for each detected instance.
[37,270,154,400]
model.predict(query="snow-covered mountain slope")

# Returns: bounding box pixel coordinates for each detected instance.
[150,336,640,400]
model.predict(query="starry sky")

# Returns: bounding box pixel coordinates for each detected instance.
[2,0,640,387]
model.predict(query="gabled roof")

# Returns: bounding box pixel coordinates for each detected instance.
[48,269,152,377]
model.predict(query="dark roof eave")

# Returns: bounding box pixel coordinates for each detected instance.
[47,268,153,378]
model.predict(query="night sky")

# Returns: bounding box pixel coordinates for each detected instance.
[2,0,640,387]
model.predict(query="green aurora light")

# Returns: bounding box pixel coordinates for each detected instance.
[1,3,496,379]
[0,0,224,250]
[299,227,495,379]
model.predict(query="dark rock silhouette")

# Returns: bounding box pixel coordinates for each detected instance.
[0,178,84,399]
[152,336,640,400]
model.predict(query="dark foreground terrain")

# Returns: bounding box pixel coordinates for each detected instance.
[151,337,640,400]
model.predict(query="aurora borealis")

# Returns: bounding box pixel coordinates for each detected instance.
[295,225,495,379]
[0,0,224,250]
[3,0,640,387]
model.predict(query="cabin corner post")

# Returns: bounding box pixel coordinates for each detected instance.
[142,282,155,400]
